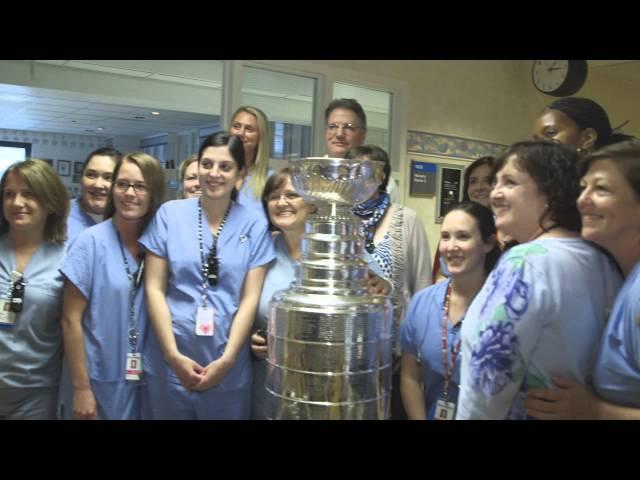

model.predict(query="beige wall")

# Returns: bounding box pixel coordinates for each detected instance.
[308,60,640,261]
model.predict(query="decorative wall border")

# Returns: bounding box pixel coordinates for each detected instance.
[408,130,507,160]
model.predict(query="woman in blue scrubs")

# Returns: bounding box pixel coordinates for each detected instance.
[249,167,313,419]
[0,159,69,419]
[67,147,120,246]
[141,132,274,420]
[525,141,640,419]
[61,152,165,419]
[400,202,500,420]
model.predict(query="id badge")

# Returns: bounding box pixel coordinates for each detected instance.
[195,305,215,336]
[435,399,456,420]
[125,352,143,381]
[0,301,16,327]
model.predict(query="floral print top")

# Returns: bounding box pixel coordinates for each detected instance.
[456,237,622,420]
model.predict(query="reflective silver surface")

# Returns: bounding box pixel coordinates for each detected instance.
[265,157,392,420]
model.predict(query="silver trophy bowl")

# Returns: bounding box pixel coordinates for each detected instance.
[264,157,393,420]
[289,157,386,205]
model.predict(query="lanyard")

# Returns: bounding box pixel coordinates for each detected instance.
[197,198,231,307]
[441,281,461,401]
[116,229,143,353]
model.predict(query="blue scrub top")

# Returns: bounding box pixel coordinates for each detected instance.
[60,220,148,383]
[400,279,461,420]
[139,198,275,389]
[593,261,640,408]
[236,170,274,214]
[66,198,97,247]
[0,235,65,389]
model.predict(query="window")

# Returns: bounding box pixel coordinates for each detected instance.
[0,141,31,177]
[240,66,316,160]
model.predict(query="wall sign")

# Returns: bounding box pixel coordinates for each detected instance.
[436,164,463,223]
[409,160,437,197]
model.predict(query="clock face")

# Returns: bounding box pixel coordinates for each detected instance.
[532,60,570,93]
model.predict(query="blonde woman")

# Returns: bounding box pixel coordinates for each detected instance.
[230,106,273,212]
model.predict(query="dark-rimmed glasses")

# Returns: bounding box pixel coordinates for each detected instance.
[115,181,148,193]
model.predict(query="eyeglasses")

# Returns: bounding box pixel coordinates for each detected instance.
[266,191,301,203]
[326,123,364,134]
[115,181,149,193]
[8,275,24,313]
[206,247,219,287]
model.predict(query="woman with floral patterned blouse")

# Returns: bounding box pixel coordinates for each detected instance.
[455,141,621,420]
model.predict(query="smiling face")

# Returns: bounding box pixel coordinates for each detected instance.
[266,176,310,233]
[439,209,493,277]
[2,170,48,235]
[325,108,367,158]
[81,154,116,215]
[182,161,201,199]
[490,155,548,243]
[532,109,594,152]
[467,164,493,207]
[230,111,260,166]
[112,160,150,222]
[199,146,243,202]
[578,158,640,256]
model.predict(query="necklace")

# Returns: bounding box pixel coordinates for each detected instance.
[197,199,231,305]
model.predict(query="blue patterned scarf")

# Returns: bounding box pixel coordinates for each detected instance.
[352,192,391,253]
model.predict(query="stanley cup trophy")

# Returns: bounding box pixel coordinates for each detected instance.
[264,157,393,420]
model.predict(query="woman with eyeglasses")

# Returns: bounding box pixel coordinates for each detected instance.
[141,132,274,420]
[60,153,165,420]
[229,106,274,213]
[67,147,121,246]
[249,167,313,419]
[0,160,69,420]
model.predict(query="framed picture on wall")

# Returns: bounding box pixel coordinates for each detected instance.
[74,162,84,174]
[72,174,82,184]
[41,158,54,167]
[57,160,71,177]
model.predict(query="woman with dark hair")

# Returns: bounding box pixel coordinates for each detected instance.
[346,144,431,419]
[532,97,635,157]
[0,159,69,419]
[456,141,622,420]
[400,202,500,420]
[141,132,274,419]
[61,152,165,420]
[67,147,121,246]
[525,141,640,419]
[433,156,495,282]
[249,167,313,419]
